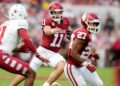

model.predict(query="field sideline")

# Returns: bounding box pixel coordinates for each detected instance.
[0,67,116,86]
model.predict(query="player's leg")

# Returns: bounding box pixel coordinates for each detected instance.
[81,67,103,86]
[115,67,120,86]
[23,66,36,86]
[0,52,36,86]
[10,52,32,86]
[10,74,25,86]
[64,63,86,86]
[42,53,66,86]
[10,54,43,86]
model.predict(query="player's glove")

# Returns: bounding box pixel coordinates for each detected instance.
[35,53,49,63]
[86,64,96,72]
[82,61,96,73]
[88,54,99,61]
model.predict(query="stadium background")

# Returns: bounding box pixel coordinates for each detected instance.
[0,0,120,86]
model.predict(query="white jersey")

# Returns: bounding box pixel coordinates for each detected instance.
[0,19,28,55]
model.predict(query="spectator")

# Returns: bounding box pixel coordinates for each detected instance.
[103,12,115,34]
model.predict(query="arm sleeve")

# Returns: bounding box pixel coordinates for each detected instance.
[17,19,29,30]
[64,17,70,30]
[18,29,36,53]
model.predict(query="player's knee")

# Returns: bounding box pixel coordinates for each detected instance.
[10,83,17,86]
[56,61,65,71]
[26,68,36,78]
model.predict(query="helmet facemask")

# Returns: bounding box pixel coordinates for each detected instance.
[86,19,100,33]
[49,10,63,24]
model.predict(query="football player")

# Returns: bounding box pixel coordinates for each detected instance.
[10,1,72,86]
[64,13,103,86]
[0,4,48,86]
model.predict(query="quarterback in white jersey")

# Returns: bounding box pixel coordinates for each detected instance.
[0,4,48,86]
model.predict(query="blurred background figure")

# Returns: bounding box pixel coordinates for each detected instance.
[103,12,115,35]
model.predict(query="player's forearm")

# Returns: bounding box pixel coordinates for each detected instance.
[43,26,53,36]
[70,51,86,64]
[23,38,36,53]
[18,29,36,53]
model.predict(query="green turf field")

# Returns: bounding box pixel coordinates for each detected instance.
[0,67,116,86]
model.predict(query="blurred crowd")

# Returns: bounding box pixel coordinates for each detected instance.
[0,0,120,68]
[0,0,120,6]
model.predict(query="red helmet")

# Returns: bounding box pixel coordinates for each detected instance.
[49,1,63,11]
[49,1,63,23]
[81,13,101,33]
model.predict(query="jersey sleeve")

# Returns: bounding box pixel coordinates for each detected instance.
[64,17,70,29]
[41,18,51,26]
[17,19,29,30]
[65,17,70,26]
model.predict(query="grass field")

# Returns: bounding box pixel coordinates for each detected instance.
[0,67,116,86]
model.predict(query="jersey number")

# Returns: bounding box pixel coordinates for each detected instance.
[50,34,64,47]
[80,43,91,59]
[0,26,6,44]
[77,32,86,39]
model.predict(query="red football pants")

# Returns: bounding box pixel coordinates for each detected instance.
[0,50,29,76]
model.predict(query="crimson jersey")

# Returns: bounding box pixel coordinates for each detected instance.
[67,27,92,67]
[41,17,70,52]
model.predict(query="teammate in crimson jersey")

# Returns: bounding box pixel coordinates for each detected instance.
[31,1,71,86]
[10,1,72,86]
[64,13,103,86]
[41,16,70,52]
[0,4,48,86]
